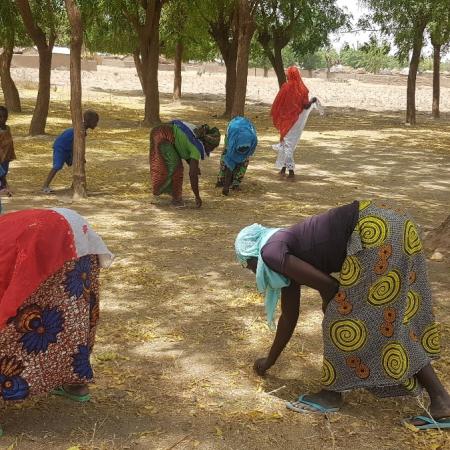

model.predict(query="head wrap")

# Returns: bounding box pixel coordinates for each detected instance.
[224,116,258,171]
[271,66,310,140]
[194,124,221,156]
[235,224,290,328]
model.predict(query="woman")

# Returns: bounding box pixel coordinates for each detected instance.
[235,200,450,430]
[271,67,318,179]
[216,116,258,196]
[0,208,113,436]
[150,120,221,208]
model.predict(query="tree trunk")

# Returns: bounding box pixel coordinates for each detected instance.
[0,42,21,112]
[30,45,53,135]
[406,33,424,126]
[173,39,183,101]
[209,14,238,119]
[15,0,55,136]
[263,66,269,77]
[223,49,237,118]
[65,0,86,199]
[141,5,162,126]
[432,43,441,119]
[133,47,146,96]
[272,45,286,88]
[231,0,256,117]
[142,34,161,126]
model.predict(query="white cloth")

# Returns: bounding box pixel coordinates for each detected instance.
[273,99,324,171]
[52,208,115,268]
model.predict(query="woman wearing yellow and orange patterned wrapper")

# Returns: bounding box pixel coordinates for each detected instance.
[235,200,450,431]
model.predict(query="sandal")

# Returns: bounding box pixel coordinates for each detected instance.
[51,386,91,403]
[286,394,340,414]
[402,415,450,430]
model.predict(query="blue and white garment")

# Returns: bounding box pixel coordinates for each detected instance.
[223,116,258,171]
[235,223,290,328]
[171,120,206,160]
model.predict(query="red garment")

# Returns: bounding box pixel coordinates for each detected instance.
[271,66,310,140]
[0,209,76,328]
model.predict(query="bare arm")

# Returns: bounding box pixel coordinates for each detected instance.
[254,281,300,375]
[282,254,338,309]
[188,159,202,208]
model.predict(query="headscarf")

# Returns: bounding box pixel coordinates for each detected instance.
[224,116,258,171]
[235,224,290,328]
[194,124,221,156]
[171,120,221,159]
[271,66,310,140]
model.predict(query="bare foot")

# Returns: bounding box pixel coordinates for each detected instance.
[63,383,89,396]
[299,390,344,411]
[408,394,450,426]
[171,199,185,208]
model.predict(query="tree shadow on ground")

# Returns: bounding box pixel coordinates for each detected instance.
[0,96,449,450]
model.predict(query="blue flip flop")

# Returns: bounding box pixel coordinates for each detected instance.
[402,415,450,431]
[51,386,91,403]
[286,394,340,414]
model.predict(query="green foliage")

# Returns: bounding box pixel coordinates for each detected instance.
[280,0,349,58]
[30,0,68,42]
[340,37,400,73]
[81,0,137,54]
[361,0,434,61]
[160,0,216,61]
[298,52,327,70]
[428,0,450,46]
[249,36,270,68]
[0,0,30,47]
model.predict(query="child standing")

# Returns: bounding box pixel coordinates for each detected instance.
[0,106,15,214]
[43,110,99,193]
[0,106,16,196]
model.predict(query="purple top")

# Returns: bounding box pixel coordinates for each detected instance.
[261,201,359,275]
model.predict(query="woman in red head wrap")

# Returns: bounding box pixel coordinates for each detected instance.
[271,66,317,179]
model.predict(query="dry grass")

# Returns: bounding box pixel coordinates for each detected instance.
[0,81,449,449]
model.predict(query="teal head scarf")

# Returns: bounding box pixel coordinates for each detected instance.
[235,224,290,328]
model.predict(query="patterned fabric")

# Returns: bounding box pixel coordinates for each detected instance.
[223,117,257,171]
[149,125,184,200]
[0,255,100,400]
[171,120,206,159]
[321,201,438,397]
[0,209,113,329]
[0,126,16,165]
[216,148,249,188]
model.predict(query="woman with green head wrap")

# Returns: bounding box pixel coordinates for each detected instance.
[149,120,221,208]
[235,200,450,430]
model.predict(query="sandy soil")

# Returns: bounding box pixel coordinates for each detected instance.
[0,70,449,449]
[11,65,450,113]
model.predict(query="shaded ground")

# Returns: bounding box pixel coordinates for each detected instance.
[0,89,449,450]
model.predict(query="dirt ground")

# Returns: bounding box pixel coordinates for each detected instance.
[1,71,450,450]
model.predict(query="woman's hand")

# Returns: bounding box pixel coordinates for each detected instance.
[253,357,272,376]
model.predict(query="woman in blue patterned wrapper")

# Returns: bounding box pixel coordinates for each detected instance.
[235,200,450,430]
[216,116,257,196]
[0,208,113,437]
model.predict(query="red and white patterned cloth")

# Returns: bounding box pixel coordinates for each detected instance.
[0,208,113,328]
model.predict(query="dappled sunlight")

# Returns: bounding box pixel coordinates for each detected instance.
[0,86,449,449]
